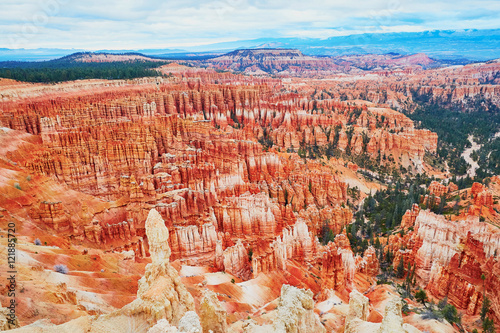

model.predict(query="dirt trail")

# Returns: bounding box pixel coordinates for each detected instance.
[462,135,481,178]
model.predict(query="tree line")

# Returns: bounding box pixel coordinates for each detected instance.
[0,60,168,83]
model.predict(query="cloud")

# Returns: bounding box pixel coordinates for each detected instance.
[0,0,499,49]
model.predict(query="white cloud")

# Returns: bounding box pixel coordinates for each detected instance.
[0,0,498,49]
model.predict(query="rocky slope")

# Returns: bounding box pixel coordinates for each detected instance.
[1,61,494,331]
[390,206,500,326]
[294,58,500,112]
[0,67,376,328]
[344,290,421,333]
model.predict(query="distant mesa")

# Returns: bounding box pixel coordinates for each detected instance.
[222,48,305,57]
[198,48,440,75]
[59,52,165,63]
[204,48,340,75]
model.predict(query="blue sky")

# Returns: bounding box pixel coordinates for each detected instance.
[1,0,499,50]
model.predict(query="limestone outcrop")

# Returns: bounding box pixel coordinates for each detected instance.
[320,242,348,296]
[400,204,420,230]
[413,210,500,285]
[378,298,421,333]
[388,208,500,323]
[356,246,380,276]
[272,285,326,333]
[199,289,228,333]
[122,209,195,325]
[7,209,198,333]
[346,290,370,324]
[147,312,202,333]
[177,312,202,333]
[427,232,499,317]
[344,290,421,333]
[222,239,251,280]
[318,232,375,299]
[243,285,325,333]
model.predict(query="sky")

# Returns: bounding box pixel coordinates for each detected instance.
[1,0,500,50]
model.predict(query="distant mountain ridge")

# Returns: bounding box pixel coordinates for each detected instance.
[222,29,500,61]
[1,29,500,62]
[222,48,305,58]
[0,49,471,78]
[200,49,450,74]
[202,48,337,75]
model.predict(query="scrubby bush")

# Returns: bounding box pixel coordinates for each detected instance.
[437,297,448,310]
[376,273,391,285]
[54,264,69,274]
[14,183,21,190]
[401,299,410,315]
[318,221,335,245]
[34,238,41,246]
[442,304,460,325]
[421,309,440,320]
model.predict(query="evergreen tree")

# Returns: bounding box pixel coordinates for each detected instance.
[396,257,405,278]
[392,205,399,227]
[438,194,446,214]
[415,289,428,308]
[481,274,489,322]
[482,317,495,333]
[480,296,491,322]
